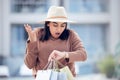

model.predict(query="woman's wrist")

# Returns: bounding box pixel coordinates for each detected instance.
[64,52,69,58]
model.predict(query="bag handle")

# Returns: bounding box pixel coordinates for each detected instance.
[43,58,65,70]
[42,60,57,70]
[53,58,65,68]
[42,61,51,70]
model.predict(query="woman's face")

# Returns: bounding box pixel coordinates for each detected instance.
[48,22,67,39]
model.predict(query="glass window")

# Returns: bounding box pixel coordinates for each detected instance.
[70,24,108,74]
[10,23,43,56]
[68,0,109,13]
[11,0,49,13]
[70,24,107,60]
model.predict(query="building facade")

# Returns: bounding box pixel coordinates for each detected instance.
[0,0,120,76]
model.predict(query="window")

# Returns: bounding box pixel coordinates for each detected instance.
[68,0,109,13]
[70,24,108,74]
[11,0,48,13]
[10,24,43,56]
[70,24,107,60]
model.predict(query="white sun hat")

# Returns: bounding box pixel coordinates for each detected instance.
[40,6,75,23]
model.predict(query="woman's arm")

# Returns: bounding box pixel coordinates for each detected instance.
[48,30,87,63]
[67,30,87,63]
[24,28,40,69]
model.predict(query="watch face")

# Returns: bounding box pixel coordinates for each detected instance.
[27,40,30,43]
[65,58,69,62]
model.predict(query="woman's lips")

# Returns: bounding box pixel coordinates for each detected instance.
[55,33,60,35]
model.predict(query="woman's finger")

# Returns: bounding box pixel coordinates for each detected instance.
[24,25,28,32]
[27,24,32,31]
[48,50,58,61]
[24,24,32,32]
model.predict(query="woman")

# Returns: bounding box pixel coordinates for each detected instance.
[24,6,87,77]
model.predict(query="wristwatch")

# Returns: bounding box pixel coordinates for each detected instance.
[27,40,30,43]
[64,52,69,62]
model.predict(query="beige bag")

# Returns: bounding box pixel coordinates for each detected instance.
[54,59,75,80]
[60,66,74,80]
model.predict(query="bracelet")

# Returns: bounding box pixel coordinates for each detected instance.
[64,52,69,58]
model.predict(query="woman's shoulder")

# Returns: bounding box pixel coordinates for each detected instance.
[68,29,78,37]
[68,29,81,42]
[33,27,44,32]
[33,27,44,35]
[33,27,44,37]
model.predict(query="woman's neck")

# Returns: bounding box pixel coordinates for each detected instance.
[50,36,59,41]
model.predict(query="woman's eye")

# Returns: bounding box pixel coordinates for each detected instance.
[61,24,66,27]
[53,24,57,27]
[61,25,65,27]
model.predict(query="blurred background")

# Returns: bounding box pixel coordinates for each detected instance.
[0,0,120,80]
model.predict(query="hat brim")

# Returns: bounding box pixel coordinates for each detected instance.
[39,18,76,23]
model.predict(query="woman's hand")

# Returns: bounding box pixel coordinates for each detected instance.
[48,50,68,61]
[24,24,37,42]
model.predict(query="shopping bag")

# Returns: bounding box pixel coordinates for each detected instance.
[35,69,52,80]
[35,60,72,80]
[50,70,58,80]
[53,58,74,80]
[35,61,59,80]
[60,66,74,80]
[57,71,67,80]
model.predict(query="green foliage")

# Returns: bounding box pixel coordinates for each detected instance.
[97,54,115,78]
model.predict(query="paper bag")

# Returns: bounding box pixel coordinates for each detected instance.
[57,72,67,80]
[60,66,74,80]
[35,69,52,80]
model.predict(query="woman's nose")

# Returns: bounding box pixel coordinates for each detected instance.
[57,27,61,32]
